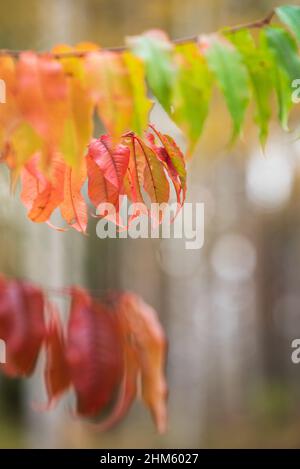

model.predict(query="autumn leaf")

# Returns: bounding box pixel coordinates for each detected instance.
[122,51,153,136]
[172,43,212,153]
[0,278,46,377]
[148,125,186,206]
[87,135,129,190]
[137,137,170,205]
[117,292,168,433]
[16,52,68,167]
[52,44,94,167]
[21,154,65,223]
[60,162,88,233]
[0,55,20,150]
[86,153,120,210]
[44,308,71,406]
[66,288,124,417]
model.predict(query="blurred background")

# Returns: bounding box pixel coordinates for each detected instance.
[1,0,300,449]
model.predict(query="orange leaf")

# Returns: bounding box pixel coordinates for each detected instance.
[16,52,68,166]
[60,163,88,233]
[148,125,187,206]
[21,154,65,223]
[134,135,170,205]
[118,293,168,433]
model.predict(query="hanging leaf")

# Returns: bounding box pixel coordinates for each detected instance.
[122,51,153,136]
[44,309,71,406]
[261,29,293,130]
[172,43,212,152]
[66,288,124,417]
[16,52,68,167]
[8,122,44,180]
[228,29,272,146]
[203,35,250,141]
[0,55,20,150]
[133,134,170,205]
[86,153,120,210]
[21,154,65,224]
[93,339,140,431]
[52,44,94,167]
[60,162,88,233]
[118,293,168,434]
[122,133,145,204]
[128,30,176,113]
[147,125,186,206]
[276,5,300,44]
[85,50,151,140]
[87,135,129,190]
[0,278,46,377]
[265,26,300,82]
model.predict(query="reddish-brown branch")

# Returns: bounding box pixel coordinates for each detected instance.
[0,9,275,59]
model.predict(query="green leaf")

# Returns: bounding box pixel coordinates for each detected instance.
[265,26,300,81]
[205,38,250,141]
[276,5,300,43]
[172,43,212,153]
[128,33,176,113]
[261,29,292,130]
[122,51,153,137]
[11,122,44,168]
[228,29,272,146]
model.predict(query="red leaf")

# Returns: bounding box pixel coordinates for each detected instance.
[86,153,120,209]
[44,308,71,406]
[66,288,124,417]
[0,278,46,377]
[148,125,187,206]
[87,135,129,190]
[91,339,139,431]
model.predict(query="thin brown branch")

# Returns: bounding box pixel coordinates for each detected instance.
[0,9,275,58]
[222,9,275,34]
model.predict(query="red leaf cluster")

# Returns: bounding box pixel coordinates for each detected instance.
[0,276,167,432]
[0,50,186,232]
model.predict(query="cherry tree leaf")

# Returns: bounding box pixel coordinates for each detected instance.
[87,135,129,190]
[265,26,300,82]
[66,288,124,417]
[118,293,168,433]
[44,309,71,406]
[203,35,250,141]
[228,29,272,146]
[128,30,176,113]
[60,162,88,233]
[0,278,46,377]
[276,5,300,44]
[173,43,212,152]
